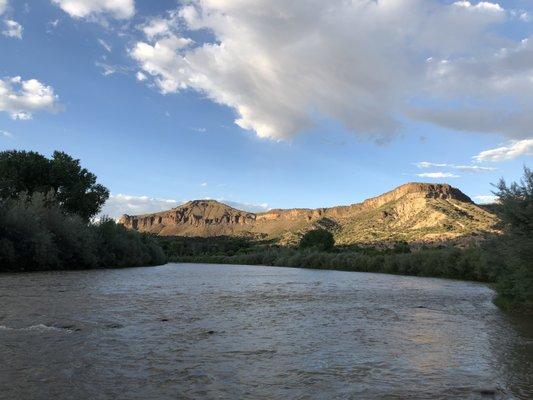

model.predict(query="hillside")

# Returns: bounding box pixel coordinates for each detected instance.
[119,183,499,246]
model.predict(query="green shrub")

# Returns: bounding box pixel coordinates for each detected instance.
[299,229,335,251]
[0,194,166,272]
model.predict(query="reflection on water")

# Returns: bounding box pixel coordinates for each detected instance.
[0,263,531,399]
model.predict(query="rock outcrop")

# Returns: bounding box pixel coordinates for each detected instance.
[119,183,498,245]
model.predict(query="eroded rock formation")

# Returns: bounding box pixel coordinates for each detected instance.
[119,183,498,245]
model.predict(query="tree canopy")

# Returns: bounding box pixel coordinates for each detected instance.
[0,150,109,220]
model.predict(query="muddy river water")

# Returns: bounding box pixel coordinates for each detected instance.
[1,263,532,399]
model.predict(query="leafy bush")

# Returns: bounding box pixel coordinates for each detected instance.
[0,194,166,272]
[486,167,533,311]
[299,229,335,251]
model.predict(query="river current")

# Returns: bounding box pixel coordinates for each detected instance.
[1,263,531,399]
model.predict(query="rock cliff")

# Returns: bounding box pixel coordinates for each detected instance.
[119,183,498,245]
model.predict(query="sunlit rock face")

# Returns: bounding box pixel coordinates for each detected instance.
[119,183,498,246]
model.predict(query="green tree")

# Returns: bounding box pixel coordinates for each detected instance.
[0,150,109,220]
[299,229,335,251]
[489,167,533,311]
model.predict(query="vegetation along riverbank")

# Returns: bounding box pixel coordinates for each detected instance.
[0,150,166,271]
[0,149,531,313]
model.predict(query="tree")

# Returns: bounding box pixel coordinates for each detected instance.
[0,150,109,220]
[489,167,533,311]
[299,229,335,251]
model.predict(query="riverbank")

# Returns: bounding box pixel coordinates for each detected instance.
[171,246,490,282]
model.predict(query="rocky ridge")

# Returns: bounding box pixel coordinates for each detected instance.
[119,183,498,245]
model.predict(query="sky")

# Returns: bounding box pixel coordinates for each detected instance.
[1,0,532,217]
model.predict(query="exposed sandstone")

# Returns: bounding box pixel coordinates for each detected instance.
[119,183,498,245]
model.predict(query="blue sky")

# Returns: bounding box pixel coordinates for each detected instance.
[1,0,532,216]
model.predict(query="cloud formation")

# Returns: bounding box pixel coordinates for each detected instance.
[100,194,271,218]
[0,76,60,120]
[0,0,7,15]
[415,162,496,173]
[473,194,498,204]
[2,19,22,38]
[97,38,111,52]
[473,139,533,162]
[100,194,181,219]
[417,172,460,179]
[51,0,134,19]
[130,0,532,140]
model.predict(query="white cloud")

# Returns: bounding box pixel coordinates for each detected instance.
[51,0,135,20]
[453,1,503,13]
[474,194,498,204]
[0,129,13,138]
[129,0,532,140]
[415,161,496,172]
[200,182,208,187]
[519,12,530,22]
[473,139,533,162]
[454,165,497,173]
[97,38,112,52]
[0,0,7,15]
[417,172,460,178]
[415,162,448,168]
[135,71,147,81]
[0,76,60,120]
[100,193,271,218]
[100,194,182,219]
[2,19,22,39]
[412,36,533,139]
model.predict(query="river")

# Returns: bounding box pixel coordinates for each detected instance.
[1,263,531,399]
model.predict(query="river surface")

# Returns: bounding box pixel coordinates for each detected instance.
[1,263,532,399]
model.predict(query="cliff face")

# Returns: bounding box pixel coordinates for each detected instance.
[119,183,498,245]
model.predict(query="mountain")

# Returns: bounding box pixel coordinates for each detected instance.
[118,183,498,246]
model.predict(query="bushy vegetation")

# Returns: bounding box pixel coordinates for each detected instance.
[299,229,335,251]
[485,167,533,311]
[172,246,489,282]
[0,150,166,272]
[0,193,166,272]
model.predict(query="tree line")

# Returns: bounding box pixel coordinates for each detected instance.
[0,150,166,271]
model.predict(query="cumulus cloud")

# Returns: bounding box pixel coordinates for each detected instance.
[415,161,496,173]
[2,19,22,39]
[51,0,134,19]
[129,0,532,140]
[453,1,503,13]
[474,194,498,204]
[0,0,7,15]
[473,139,533,162]
[100,194,182,219]
[417,172,460,178]
[0,76,60,120]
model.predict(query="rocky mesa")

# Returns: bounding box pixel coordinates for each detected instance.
[119,183,499,245]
